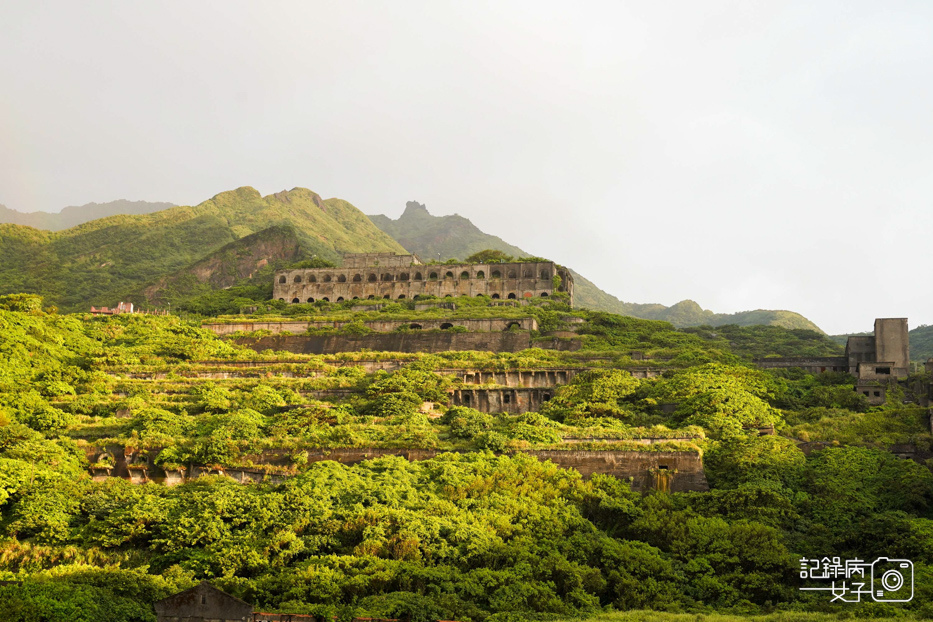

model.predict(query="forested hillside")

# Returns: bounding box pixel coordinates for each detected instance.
[0,187,405,313]
[0,292,929,620]
[369,203,823,331]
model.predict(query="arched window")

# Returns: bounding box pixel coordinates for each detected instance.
[399,273,409,281]
[445,271,454,279]
[368,274,377,282]
[292,298,300,303]
[336,297,344,302]
[476,270,485,279]
[414,272,423,280]
[368,295,375,299]
[409,323,423,330]
[338,274,347,282]
[353,274,362,282]
[504,322,521,331]
[383,295,391,299]
[352,296,359,300]
[491,270,501,279]
[540,270,550,279]
[323,275,332,283]
[309,275,317,283]
[540,292,549,297]
[460,271,470,279]
[322,297,330,302]
[398,294,407,299]
[507,293,517,299]
[440,322,454,329]
[445,294,452,297]
[429,272,438,281]
[491,293,500,299]
[278,297,285,301]
[307,297,315,303]
[523,269,533,278]
[507,270,517,278]
[278,276,286,283]
[382,273,393,282]
[294,275,302,283]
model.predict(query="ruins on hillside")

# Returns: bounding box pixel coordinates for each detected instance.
[273,252,574,307]
[756,318,910,405]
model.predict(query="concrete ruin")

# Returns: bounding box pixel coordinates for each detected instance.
[755,318,910,405]
[272,253,574,306]
[204,317,538,335]
[88,445,709,493]
[154,582,253,622]
[235,332,581,355]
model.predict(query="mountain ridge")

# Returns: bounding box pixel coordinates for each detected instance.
[0,199,175,230]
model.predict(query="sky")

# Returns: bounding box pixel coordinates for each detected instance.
[1,1,931,334]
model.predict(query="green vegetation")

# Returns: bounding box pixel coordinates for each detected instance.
[0,187,405,313]
[0,296,930,620]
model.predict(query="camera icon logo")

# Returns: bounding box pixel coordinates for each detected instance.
[871,557,914,602]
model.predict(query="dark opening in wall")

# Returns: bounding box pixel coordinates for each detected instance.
[508,270,517,278]
[463,393,471,404]
[491,293,500,299]
[414,272,423,280]
[307,298,314,303]
[429,272,438,281]
[410,323,423,330]
[540,292,549,297]
[336,297,344,302]
[367,295,375,300]
[507,293,517,299]
[523,269,532,278]
[292,298,300,303]
[460,271,470,279]
[476,270,485,279]
[382,274,393,282]
[540,270,550,279]
[323,275,332,282]
[278,298,285,301]
[353,274,362,282]
[279,276,286,283]
[400,273,409,281]
[322,297,330,302]
[875,367,891,374]
[874,391,881,397]
[309,275,317,283]
[398,294,406,299]
[368,274,377,282]
[445,271,454,279]
[504,322,521,331]
[503,393,511,404]
[338,275,346,282]
[294,275,302,283]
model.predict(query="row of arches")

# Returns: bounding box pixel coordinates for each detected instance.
[281,292,550,304]
[280,268,551,284]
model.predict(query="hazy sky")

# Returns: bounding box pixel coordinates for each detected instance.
[2,2,931,334]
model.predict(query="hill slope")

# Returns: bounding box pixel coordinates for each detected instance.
[0,199,175,230]
[0,187,406,312]
[369,202,823,331]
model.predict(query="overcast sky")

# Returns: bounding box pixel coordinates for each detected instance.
[2,1,931,334]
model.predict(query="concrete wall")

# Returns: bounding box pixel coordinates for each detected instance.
[87,446,709,493]
[450,387,555,413]
[754,357,848,374]
[235,333,581,355]
[204,317,537,336]
[273,261,574,306]
[343,252,420,268]
[155,583,253,622]
[875,318,910,376]
[455,369,581,387]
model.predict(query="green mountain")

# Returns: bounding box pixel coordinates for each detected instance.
[0,199,175,230]
[369,202,824,331]
[0,187,406,312]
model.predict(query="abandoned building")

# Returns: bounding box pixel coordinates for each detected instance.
[272,252,574,307]
[154,582,253,622]
[755,318,910,405]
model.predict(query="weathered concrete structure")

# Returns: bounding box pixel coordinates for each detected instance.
[89,445,709,493]
[756,318,910,379]
[235,332,581,355]
[450,387,555,413]
[204,317,537,336]
[273,253,574,306]
[154,582,253,622]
